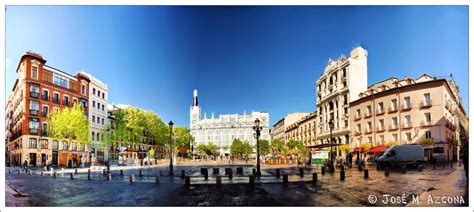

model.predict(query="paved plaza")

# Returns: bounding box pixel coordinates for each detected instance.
[5,161,468,206]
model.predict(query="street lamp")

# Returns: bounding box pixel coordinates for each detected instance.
[328,120,335,172]
[168,121,174,176]
[253,118,263,176]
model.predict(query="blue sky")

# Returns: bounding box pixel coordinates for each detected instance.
[6,6,468,127]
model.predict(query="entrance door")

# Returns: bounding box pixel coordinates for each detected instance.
[41,153,47,166]
[29,153,37,166]
[52,152,58,166]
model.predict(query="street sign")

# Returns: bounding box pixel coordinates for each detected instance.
[311,150,329,164]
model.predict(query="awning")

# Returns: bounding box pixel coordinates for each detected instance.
[368,146,386,154]
[352,147,362,153]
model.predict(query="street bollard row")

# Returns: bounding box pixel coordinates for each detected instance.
[88,169,92,180]
[299,168,304,178]
[213,168,219,175]
[236,167,243,175]
[216,176,222,186]
[185,176,190,188]
[364,169,369,179]
[321,166,325,175]
[276,169,281,178]
[130,174,135,184]
[107,173,112,181]
[384,167,390,177]
[249,175,255,185]
[156,175,161,184]
[312,173,318,183]
[340,170,345,181]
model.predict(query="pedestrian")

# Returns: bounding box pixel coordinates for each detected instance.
[348,152,353,168]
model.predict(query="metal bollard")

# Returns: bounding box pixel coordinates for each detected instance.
[358,164,363,171]
[249,175,255,185]
[185,176,190,188]
[340,170,345,181]
[75,168,78,174]
[88,169,92,180]
[276,169,281,178]
[402,164,406,174]
[364,169,369,179]
[299,168,304,178]
[252,168,256,176]
[107,173,112,181]
[41,171,44,176]
[204,172,208,181]
[129,175,135,184]
[229,171,233,179]
[225,168,232,175]
[18,169,21,174]
[201,168,207,175]
[103,169,106,175]
[213,167,219,175]
[29,170,32,175]
[181,170,186,179]
[107,165,110,173]
[139,169,144,177]
[216,176,222,186]
[283,174,289,184]
[312,173,318,183]
[120,169,124,176]
[236,167,243,175]
[54,171,57,178]
[159,170,163,176]
[321,166,325,175]
[384,167,389,177]
[156,175,161,184]
[70,173,74,179]
[9,169,11,174]
[418,165,423,172]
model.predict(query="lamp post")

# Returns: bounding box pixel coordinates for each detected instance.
[168,121,174,176]
[329,120,335,172]
[253,118,263,176]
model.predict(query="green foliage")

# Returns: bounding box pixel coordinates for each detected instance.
[196,144,208,156]
[47,103,90,149]
[173,126,193,153]
[339,144,351,153]
[242,141,253,157]
[418,138,433,147]
[385,141,399,148]
[230,138,244,157]
[195,143,219,156]
[271,139,285,152]
[258,139,270,156]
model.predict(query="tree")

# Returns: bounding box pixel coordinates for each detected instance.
[271,139,285,153]
[339,144,351,153]
[230,139,244,158]
[173,126,193,156]
[286,140,306,156]
[258,139,270,156]
[196,144,208,156]
[385,141,399,148]
[48,103,90,165]
[242,141,253,158]
[206,142,218,156]
[418,138,433,147]
[361,143,371,153]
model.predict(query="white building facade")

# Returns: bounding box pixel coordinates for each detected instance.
[80,71,109,163]
[190,89,270,155]
[315,46,368,151]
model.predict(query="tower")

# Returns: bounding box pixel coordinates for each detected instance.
[190,89,201,126]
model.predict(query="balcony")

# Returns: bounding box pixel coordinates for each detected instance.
[42,111,48,118]
[402,103,412,111]
[420,120,432,127]
[377,126,385,132]
[30,92,39,98]
[53,98,60,104]
[388,105,398,113]
[42,95,50,101]
[376,108,385,115]
[29,128,38,134]
[42,130,48,136]
[402,122,413,129]
[420,100,433,108]
[63,100,69,106]
[30,109,39,116]
[389,124,398,131]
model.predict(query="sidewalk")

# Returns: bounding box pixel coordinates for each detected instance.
[5,183,32,207]
[408,164,468,207]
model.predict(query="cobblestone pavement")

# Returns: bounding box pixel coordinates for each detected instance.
[5,162,468,206]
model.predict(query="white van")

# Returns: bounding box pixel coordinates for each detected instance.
[376,145,424,168]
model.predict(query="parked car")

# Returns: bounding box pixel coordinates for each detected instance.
[376,145,424,168]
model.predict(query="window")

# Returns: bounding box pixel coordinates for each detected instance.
[29,100,39,115]
[42,89,49,101]
[92,115,95,123]
[97,103,101,109]
[391,99,397,110]
[81,84,86,95]
[405,132,412,143]
[102,118,105,125]
[102,93,105,99]
[42,123,48,135]
[404,115,411,127]
[367,122,372,131]
[97,132,100,141]
[81,99,88,108]
[425,131,432,138]
[392,134,398,141]
[42,105,49,117]
[368,136,373,145]
[378,119,384,130]
[30,83,40,98]
[29,138,37,148]
[424,113,432,124]
[404,97,411,107]
[356,124,361,133]
[102,104,105,111]
[72,143,77,151]
[93,101,96,108]
[80,144,85,151]
[40,139,48,149]
[73,98,78,105]
[29,118,39,133]
[378,102,384,113]
[53,74,68,88]
[391,117,398,127]
[63,142,68,150]
[53,141,59,151]
[366,105,372,116]
[31,66,38,79]
[93,88,96,95]
[424,93,431,104]
[356,109,361,118]
[53,93,60,103]
[63,95,69,106]
[379,135,385,144]
[98,90,101,97]
[92,132,95,141]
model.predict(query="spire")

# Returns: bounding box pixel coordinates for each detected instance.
[193,89,198,106]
